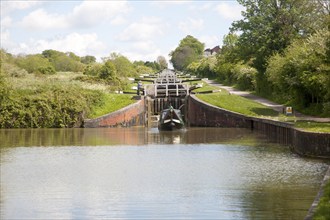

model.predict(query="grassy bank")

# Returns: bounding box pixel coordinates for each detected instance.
[196,92,279,118]
[88,94,135,119]
[0,72,135,128]
[313,181,330,220]
[294,122,330,133]
[196,89,330,133]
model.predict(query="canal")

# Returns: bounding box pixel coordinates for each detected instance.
[0,127,328,219]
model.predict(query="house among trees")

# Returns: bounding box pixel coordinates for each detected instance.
[204,46,220,57]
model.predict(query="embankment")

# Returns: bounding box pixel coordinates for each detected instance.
[187,95,330,158]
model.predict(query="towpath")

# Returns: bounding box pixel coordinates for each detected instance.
[203,79,330,123]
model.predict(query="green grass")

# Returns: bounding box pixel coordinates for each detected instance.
[88,94,136,119]
[196,92,279,117]
[313,181,330,220]
[294,121,330,133]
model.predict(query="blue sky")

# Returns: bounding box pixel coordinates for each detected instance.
[0,0,244,62]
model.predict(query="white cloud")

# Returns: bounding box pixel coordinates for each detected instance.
[199,35,222,48]
[215,3,244,20]
[19,1,131,30]
[116,17,165,41]
[70,1,131,28]
[10,33,107,58]
[151,1,190,8]
[0,16,14,50]
[178,17,204,34]
[132,41,158,53]
[1,16,12,29]
[0,1,42,16]
[188,2,213,11]
[20,9,68,30]
[111,16,127,26]
[122,48,163,62]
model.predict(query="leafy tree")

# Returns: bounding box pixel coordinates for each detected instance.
[15,54,53,74]
[157,56,168,70]
[66,52,80,62]
[99,61,117,80]
[83,63,103,76]
[81,55,96,64]
[187,56,217,78]
[144,61,161,71]
[231,0,327,73]
[266,29,330,115]
[133,63,154,75]
[42,49,85,72]
[103,53,136,77]
[221,33,240,63]
[170,35,204,71]
[53,55,85,72]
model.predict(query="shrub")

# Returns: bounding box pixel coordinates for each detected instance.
[37,66,56,75]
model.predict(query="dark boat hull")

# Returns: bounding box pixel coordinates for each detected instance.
[158,119,184,131]
[158,106,184,131]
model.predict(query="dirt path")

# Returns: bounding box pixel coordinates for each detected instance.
[203,79,330,123]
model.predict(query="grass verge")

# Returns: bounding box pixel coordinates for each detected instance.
[313,181,330,220]
[196,92,279,117]
[88,94,135,119]
[294,121,330,133]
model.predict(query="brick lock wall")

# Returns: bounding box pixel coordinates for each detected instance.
[84,99,145,128]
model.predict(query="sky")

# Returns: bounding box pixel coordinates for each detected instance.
[0,0,244,62]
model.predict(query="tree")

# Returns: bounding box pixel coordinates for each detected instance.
[102,53,136,77]
[144,61,161,71]
[81,55,96,64]
[266,29,330,115]
[15,54,53,73]
[99,61,117,80]
[231,0,327,72]
[157,56,168,70]
[170,35,204,71]
[42,49,85,72]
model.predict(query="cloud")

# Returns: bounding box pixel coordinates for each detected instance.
[188,2,213,11]
[70,1,131,28]
[178,17,204,34]
[19,1,131,30]
[10,33,106,58]
[0,1,42,16]
[151,1,190,8]
[1,16,12,29]
[116,17,165,41]
[20,9,68,30]
[121,48,163,62]
[215,3,244,20]
[110,16,127,26]
[199,35,222,48]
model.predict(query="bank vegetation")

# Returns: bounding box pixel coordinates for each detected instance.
[0,49,167,128]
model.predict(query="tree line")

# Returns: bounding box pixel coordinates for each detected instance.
[1,49,168,78]
[169,0,329,117]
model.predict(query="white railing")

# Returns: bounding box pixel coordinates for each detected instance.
[145,83,189,97]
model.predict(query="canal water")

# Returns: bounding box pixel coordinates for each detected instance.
[0,127,328,219]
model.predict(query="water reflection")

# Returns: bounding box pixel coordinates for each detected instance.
[1,127,268,147]
[0,127,328,220]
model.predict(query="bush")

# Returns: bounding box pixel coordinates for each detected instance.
[0,83,105,128]
[37,66,56,75]
[266,29,330,116]
[83,63,102,76]
[232,62,257,90]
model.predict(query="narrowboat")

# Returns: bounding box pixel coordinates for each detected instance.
[158,105,184,131]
